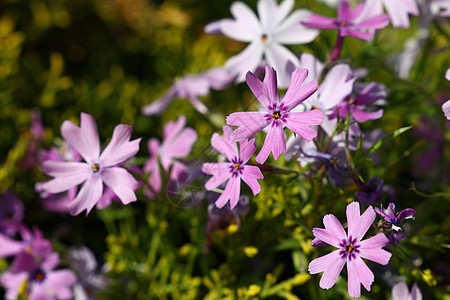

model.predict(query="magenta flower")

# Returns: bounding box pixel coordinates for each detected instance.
[308,202,392,298]
[442,68,450,120]
[202,126,264,209]
[364,0,419,28]
[392,282,422,300]
[226,66,323,164]
[375,202,416,246]
[144,115,197,198]
[302,0,390,40]
[0,191,24,236]
[141,67,234,115]
[40,113,141,215]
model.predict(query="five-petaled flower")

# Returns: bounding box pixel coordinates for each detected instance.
[202,126,264,209]
[205,0,318,87]
[40,113,141,216]
[302,0,390,41]
[308,201,392,298]
[226,66,323,164]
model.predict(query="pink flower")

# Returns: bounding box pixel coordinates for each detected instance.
[308,202,392,298]
[141,67,234,115]
[144,115,197,198]
[40,113,141,216]
[392,282,422,300]
[226,66,323,164]
[202,126,263,209]
[1,252,77,300]
[302,0,390,40]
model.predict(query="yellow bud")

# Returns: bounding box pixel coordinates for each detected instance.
[247,284,261,296]
[244,246,259,258]
[293,273,310,285]
[227,224,239,234]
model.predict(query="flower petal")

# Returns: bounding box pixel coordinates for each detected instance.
[347,202,376,241]
[309,250,345,289]
[61,113,100,163]
[239,138,257,164]
[225,42,264,83]
[359,248,392,265]
[258,0,294,30]
[264,43,300,88]
[46,270,77,299]
[255,122,286,164]
[301,14,338,29]
[323,214,347,243]
[282,68,318,111]
[282,110,323,142]
[202,162,232,190]
[318,64,355,111]
[392,282,410,300]
[347,256,374,298]
[100,125,141,167]
[215,175,241,209]
[40,161,90,194]
[67,175,103,216]
[410,282,422,300]
[240,165,263,195]
[274,9,319,44]
[221,2,262,42]
[141,86,177,115]
[210,132,238,162]
[102,167,138,205]
[226,111,270,141]
[246,67,277,108]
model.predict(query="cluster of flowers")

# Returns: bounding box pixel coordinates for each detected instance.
[0,192,106,299]
[2,0,446,298]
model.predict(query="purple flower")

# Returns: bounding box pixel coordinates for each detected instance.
[202,126,264,209]
[143,115,197,199]
[353,176,385,206]
[308,202,391,298]
[442,69,450,120]
[375,202,416,246]
[226,66,323,164]
[205,0,318,87]
[0,191,24,236]
[1,253,77,300]
[364,0,419,28]
[335,82,386,123]
[302,0,390,40]
[141,67,234,115]
[392,282,422,300]
[40,113,141,216]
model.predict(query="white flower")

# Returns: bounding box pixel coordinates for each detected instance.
[205,0,318,88]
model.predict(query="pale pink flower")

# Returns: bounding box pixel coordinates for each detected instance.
[40,113,141,215]
[308,202,392,298]
[392,282,422,300]
[226,66,323,164]
[144,115,197,198]
[141,67,234,115]
[202,126,263,209]
[363,0,419,28]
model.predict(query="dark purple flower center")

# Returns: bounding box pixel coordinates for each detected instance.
[230,158,243,176]
[31,270,46,283]
[340,21,347,27]
[339,236,360,261]
[272,111,281,119]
